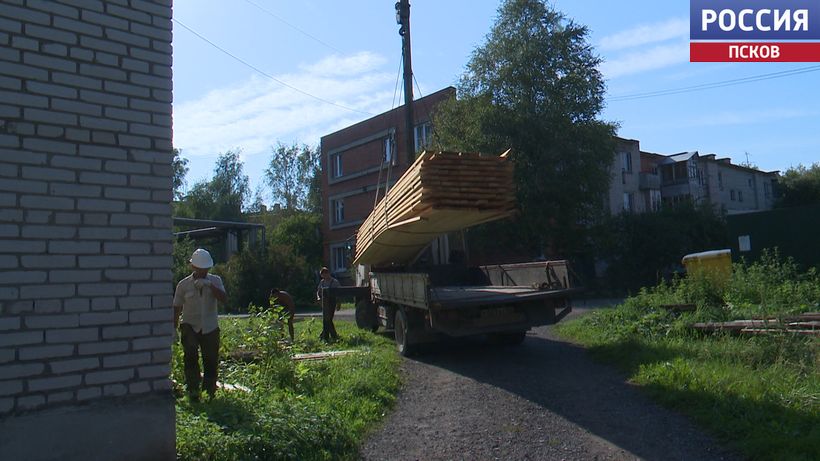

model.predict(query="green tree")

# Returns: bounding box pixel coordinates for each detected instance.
[173,148,189,200]
[177,149,250,221]
[776,163,820,208]
[265,142,320,211]
[433,0,616,255]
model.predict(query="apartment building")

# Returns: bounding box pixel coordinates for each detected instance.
[608,137,662,215]
[319,87,455,281]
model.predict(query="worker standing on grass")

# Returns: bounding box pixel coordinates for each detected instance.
[173,248,227,402]
[316,267,341,342]
[269,288,296,342]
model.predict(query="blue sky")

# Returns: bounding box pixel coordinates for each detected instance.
[171,1,820,202]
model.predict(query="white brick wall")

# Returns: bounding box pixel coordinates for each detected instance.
[0,0,173,416]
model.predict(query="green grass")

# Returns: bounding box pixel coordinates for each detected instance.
[557,253,819,461]
[174,306,400,461]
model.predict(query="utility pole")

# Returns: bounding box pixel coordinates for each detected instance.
[396,0,415,163]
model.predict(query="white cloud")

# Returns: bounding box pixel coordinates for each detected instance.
[172,51,395,160]
[600,42,689,79]
[598,18,689,52]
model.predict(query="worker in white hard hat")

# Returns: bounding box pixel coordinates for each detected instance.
[173,248,227,401]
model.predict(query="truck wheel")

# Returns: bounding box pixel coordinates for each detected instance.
[355,299,378,332]
[394,308,415,356]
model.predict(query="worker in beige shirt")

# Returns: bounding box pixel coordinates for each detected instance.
[173,248,227,401]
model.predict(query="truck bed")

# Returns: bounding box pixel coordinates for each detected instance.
[429,285,579,309]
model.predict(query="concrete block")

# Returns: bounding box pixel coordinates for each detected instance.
[103,352,151,369]
[106,4,151,24]
[0,75,21,90]
[131,0,171,18]
[79,62,126,82]
[105,28,150,48]
[130,72,171,90]
[0,363,44,380]
[52,98,102,117]
[49,184,101,199]
[129,283,171,296]
[0,350,14,364]
[91,131,116,145]
[78,255,127,268]
[129,381,151,394]
[0,224,18,238]
[63,298,89,313]
[36,125,66,138]
[81,9,128,30]
[106,160,151,174]
[102,324,150,340]
[0,381,23,397]
[77,283,127,297]
[104,384,128,397]
[132,335,171,351]
[52,72,102,90]
[0,5,50,25]
[23,225,77,239]
[20,195,74,211]
[4,301,32,314]
[152,114,172,128]
[0,287,19,301]
[48,241,100,254]
[24,108,78,126]
[78,171,126,186]
[0,255,18,269]
[49,270,101,284]
[152,322,174,336]
[151,89,173,105]
[109,213,149,226]
[33,299,63,314]
[103,242,151,255]
[47,391,74,404]
[90,297,116,312]
[130,229,170,241]
[25,314,78,329]
[151,269,172,282]
[0,271,46,285]
[24,210,52,224]
[152,378,171,391]
[119,296,151,310]
[51,155,101,171]
[80,89,126,107]
[0,62,49,82]
[52,15,103,38]
[128,99,171,115]
[77,198,125,213]
[28,375,82,392]
[0,317,20,331]
[152,348,171,364]
[0,178,47,194]
[104,81,150,98]
[138,364,170,379]
[104,187,150,201]
[0,240,45,254]
[0,193,15,207]
[77,227,127,240]
[0,17,22,34]
[20,284,74,300]
[77,144,127,160]
[27,0,80,19]
[121,58,150,73]
[85,368,133,385]
[54,212,80,224]
[83,213,108,226]
[23,52,77,73]
[0,398,12,413]
[130,123,170,139]
[26,81,77,99]
[104,269,152,281]
[129,202,170,215]
[77,387,101,401]
[19,344,74,361]
[43,43,68,57]
[69,47,94,62]
[45,327,98,344]
[21,255,75,269]
[79,311,127,326]
[78,341,127,356]
[16,395,46,411]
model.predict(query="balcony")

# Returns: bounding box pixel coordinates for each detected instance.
[639,172,660,190]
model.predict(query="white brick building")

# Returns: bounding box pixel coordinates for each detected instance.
[0,1,174,458]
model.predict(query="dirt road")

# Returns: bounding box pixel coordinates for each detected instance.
[359,303,740,461]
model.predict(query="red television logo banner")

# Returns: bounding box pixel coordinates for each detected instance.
[690,42,820,61]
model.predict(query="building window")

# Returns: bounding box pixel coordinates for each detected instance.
[331,245,348,273]
[650,190,662,211]
[718,171,723,191]
[620,151,632,173]
[764,181,771,199]
[730,190,736,201]
[414,122,433,153]
[738,190,743,202]
[623,192,633,212]
[332,199,344,224]
[384,135,394,165]
[331,154,343,178]
[748,178,753,187]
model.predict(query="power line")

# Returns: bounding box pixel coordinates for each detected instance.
[173,18,372,116]
[610,65,820,102]
[241,0,343,54]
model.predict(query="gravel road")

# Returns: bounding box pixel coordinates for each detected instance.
[359,302,741,461]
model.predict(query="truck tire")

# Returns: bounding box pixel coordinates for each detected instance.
[355,299,378,332]
[394,308,415,356]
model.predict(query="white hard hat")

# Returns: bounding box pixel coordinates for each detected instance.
[190,248,214,269]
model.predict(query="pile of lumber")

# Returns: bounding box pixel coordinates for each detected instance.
[691,312,820,336]
[354,150,516,266]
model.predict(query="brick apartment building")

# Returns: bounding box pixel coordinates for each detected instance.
[319,87,455,283]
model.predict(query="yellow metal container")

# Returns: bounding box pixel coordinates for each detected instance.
[682,249,732,278]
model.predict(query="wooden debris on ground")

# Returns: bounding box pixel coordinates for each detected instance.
[354,150,516,266]
[292,350,359,361]
[691,314,820,336]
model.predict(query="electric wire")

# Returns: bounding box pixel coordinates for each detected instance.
[241,0,344,54]
[610,65,820,101]
[173,17,372,116]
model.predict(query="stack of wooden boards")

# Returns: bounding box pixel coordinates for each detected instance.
[354,150,516,266]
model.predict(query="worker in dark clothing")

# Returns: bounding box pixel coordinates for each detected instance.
[269,288,296,342]
[316,267,341,342]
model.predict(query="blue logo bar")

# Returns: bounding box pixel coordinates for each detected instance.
[691,0,820,40]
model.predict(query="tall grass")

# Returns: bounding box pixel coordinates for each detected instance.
[558,252,820,461]
[174,305,400,461]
